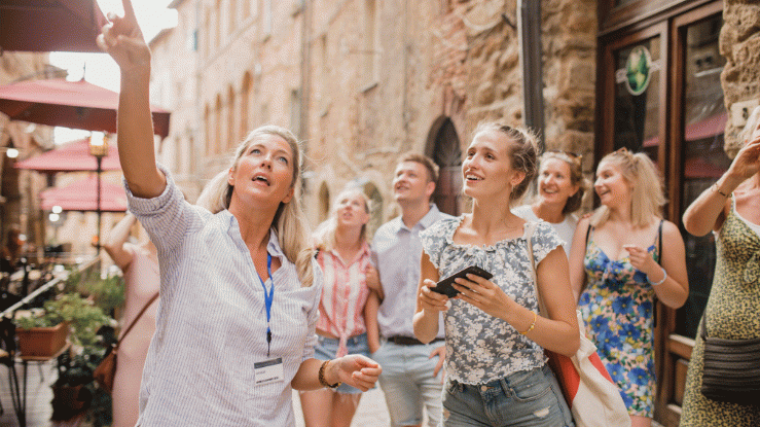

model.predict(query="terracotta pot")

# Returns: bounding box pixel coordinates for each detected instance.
[16,322,69,357]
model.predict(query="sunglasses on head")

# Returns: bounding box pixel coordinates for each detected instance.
[544,149,582,162]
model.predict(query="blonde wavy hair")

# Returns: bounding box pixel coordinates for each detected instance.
[312,187,371,252]
[196,125,314,287]
[590,148,666,228]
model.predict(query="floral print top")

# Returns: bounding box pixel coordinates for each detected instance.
[420,216,563,385]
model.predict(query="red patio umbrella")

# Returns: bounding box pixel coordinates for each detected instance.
[0,78,171,138]
[14,138,121,173]
[0,0,107,52]
[40,176,126,212]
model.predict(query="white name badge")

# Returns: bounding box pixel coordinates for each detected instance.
[254,358,284,386]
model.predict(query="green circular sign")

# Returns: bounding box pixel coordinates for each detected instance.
[625,46,652,96]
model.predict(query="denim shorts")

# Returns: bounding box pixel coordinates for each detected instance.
[442,365,574,427]
[313,333,370,394]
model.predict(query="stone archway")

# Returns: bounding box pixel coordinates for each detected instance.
[361,182,383,238]
[318,181,330,224]
[427,117,462,216]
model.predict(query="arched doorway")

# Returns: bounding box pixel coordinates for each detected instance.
[318,182,330,224]
[361,182,383,238]
[428,118,462,216]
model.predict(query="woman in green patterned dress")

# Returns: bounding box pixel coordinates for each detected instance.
[569,149,690,427]
[680,108,760,426]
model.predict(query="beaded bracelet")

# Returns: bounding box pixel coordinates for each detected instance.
[647,268,667,286]
[519,311,538,335]
[319,360,341,389]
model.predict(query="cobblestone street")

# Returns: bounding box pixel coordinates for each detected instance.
[293,388,391,427]
[0,363,394,427]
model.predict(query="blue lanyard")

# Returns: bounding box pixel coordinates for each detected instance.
[258,253,274,357]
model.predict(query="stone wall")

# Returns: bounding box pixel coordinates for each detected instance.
[721,0,760,156]
[302,0,600,223]
[149,0,602,225]
[543,0,597,155]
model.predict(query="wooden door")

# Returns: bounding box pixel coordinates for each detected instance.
[596,2,724,425]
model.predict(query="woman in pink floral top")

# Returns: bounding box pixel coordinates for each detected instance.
[300,187,379,427]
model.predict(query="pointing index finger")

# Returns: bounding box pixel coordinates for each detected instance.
[121,0,137,21]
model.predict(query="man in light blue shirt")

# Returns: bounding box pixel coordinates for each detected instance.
[367,153,453,427]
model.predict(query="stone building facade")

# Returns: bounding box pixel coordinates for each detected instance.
[0,53,55,254]
[150,0,600,225]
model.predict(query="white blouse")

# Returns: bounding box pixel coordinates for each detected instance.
[126,167,322,426]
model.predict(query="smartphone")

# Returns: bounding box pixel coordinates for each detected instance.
[430,266,493,298]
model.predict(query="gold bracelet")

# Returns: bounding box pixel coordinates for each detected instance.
[519,311,538,335]
[318,360,341,389]
[713,182,730,198]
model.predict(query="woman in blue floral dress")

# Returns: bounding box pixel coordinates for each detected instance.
[413,123,580,427]
[569,149,689,427]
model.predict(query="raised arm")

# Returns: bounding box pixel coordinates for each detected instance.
[97,0,166,198]
[103,212,137,270]
[683,108,760,236]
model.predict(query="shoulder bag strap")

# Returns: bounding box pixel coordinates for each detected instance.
[117,292,159,343]
[524,221,548,317]
[658,219,663,264]
[652,219,664,328]
[700,312,708,340]
[578,222,594,295]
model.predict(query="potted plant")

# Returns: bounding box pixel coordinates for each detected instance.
[16,270,120,425]
[50,327,114,426]
[82,272,125,318]
[15,293,112,357]
[48,293,112,349]
[15,307,69,358]
[51,346,99,421]
[42,294,113,424]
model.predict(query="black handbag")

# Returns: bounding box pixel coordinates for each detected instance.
[700,314,760,406]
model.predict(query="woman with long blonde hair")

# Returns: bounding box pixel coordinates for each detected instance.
[569,148,689,427]
[96,1,380,424]
[300,187,378,427]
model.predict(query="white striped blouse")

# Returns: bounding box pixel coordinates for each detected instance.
[126,168,322,427]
